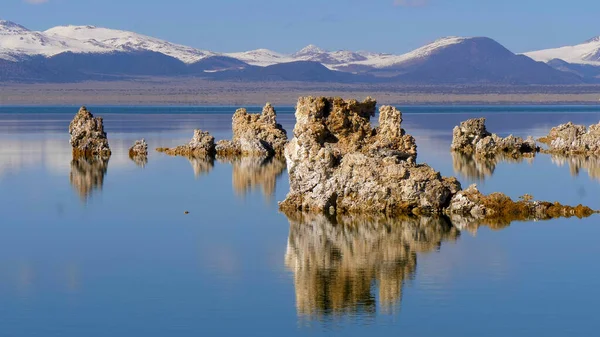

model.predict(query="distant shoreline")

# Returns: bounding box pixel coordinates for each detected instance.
[2,79,600,106]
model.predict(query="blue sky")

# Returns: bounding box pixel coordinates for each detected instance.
[4,0,600,54]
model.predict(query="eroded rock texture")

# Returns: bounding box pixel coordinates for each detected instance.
[284,212,458,317]
[539,122,600,155]
[129,139,148,167]
[69,106,111,157]
[451,118,537,158]
[216,103,288,157]
[156,129,215,156]
[280,96,458,215]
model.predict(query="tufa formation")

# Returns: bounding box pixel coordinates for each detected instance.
[451,118,537,158]
[156,129,216,156]
[216,103,288,157]
[539,121,600,155]
[69,106,111,157]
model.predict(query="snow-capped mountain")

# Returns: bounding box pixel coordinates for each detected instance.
[524,37,600,65]
[45,25,216,64]
[0,19,588,84]
[224,49,294,67]
[0,20,112,61]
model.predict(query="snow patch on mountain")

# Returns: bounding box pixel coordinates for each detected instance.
[0,20,112,61]
[45,25,216,63]
[334,36,467,69]
[524,37,600,65]
[224,49,294,67]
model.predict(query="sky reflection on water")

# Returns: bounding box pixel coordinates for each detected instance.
[1,106,600,336]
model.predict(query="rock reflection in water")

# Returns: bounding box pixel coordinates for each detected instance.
[70,155,109,200]
[284,213,459,319]
[551,155,600,180]
[219,156,286,201]
[452,152,533,180]
[188,156,215,178]
[129,153,148,168]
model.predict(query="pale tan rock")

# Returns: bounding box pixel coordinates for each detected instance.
[539,121,600,154]
[69,106,111,157]
[217,103,288,157]
[156,129,215,156]
[280,96,457,215]
[451,118,537,158]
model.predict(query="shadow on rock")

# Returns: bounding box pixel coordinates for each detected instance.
[284,212,459,319]
[218,155,286,201]
[70,155,109,201]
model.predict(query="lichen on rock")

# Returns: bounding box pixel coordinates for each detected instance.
[216,103,288,157]
[539,121,600,155]
[451,118,538,158]
[279,96,458,215]
[69,106,111,157]
[156,129,215,156]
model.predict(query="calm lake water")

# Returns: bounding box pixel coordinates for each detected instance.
[1,105,600,336]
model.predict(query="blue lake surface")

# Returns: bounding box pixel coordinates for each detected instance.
[1,105,600,336]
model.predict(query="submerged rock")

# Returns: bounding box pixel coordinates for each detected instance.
[539,121,600,154]
[447,184,595,227]
[216,103,288,157]
[280,96,457,215]
[129,139,148,167]
[69,106,111,157]
[451,118,537,158]
[156,129,215,156]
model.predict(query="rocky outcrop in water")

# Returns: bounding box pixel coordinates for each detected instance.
[446,184,595,228]
[156,129,215,156]
[451,118,537,158]
[280,96,458,215]
[216,103,288,157]
[129,139,148,167]
[539,122,600,155]
[284,212,458,317]
[279,97,597,221]
[69,106,111,157]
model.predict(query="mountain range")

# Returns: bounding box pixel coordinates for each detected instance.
[1,19,599,84]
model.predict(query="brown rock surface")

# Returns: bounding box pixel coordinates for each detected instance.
[446,184,596,228]
[69,106,111,157]
[280,96,457,215]
[156,129,215,156]
[451,118,537,158]
[129,139,148,167]
[216,103,288,157]
[539,121,600,154]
